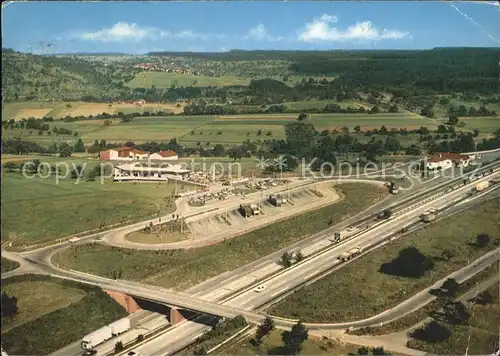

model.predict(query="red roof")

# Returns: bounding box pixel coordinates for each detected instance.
[158,150,177,157]
[428,153,470,163]
[130,149,146,154]
[99,151,110,160]
[116,146,133,152]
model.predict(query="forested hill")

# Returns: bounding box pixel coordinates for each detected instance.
[1,50,132,102]
[292,47,499,94]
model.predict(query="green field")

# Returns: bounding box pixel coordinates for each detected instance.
[3,111,437,148]
[1,275,127,355]
[127,71,251,88]
[54,183,387,290]
[460,117,500,135]
[283,99,370,111]
[221,328,360,356]
[407,281,499,355]
[349,262,499,336]
[1,101,183,120]
[1,258,20,273]
[1,173,188,247]
[268,197,500,322]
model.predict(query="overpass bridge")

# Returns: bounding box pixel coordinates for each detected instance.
[45,268,267,325]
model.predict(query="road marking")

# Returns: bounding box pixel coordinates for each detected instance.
[271,287,289,297]
[305,269,321,280]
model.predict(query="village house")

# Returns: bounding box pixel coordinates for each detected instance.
[426,152,471,170]
[149,150,179,161]
[99,147,148,161]
[100,148,178,161]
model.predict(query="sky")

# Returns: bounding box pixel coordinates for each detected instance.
[2,1,499,54]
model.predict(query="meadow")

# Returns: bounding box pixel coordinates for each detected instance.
[3,111,438,147]
[1,172,188,247]
[268,197,500,322]
[407,281,499,355]
[1,275,127,355]
[127,71,251,88]
[2,100,185,120]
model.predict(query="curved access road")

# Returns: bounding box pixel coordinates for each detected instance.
[102,178,387,250]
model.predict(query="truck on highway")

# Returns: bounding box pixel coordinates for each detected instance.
[475,181,489,192]
[110,318,131,336]
[420,211,436,223]
[389,181,399,194]
[81,326,113,350]
[333,227,359,243]
[338,247,362,262]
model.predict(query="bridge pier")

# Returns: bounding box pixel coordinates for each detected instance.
[170,307,186,325]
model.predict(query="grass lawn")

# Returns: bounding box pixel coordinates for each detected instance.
[221,329,361,356]
[349,262,499,336]
[126,220,190,244]
[1,275,128,355]
[1,258,20,273]
[127,71,251,88]
[283,99,371,111]
[407,282,500,355]
[268,197,500,322]
[1,173,184,247]
[54,183,387,291]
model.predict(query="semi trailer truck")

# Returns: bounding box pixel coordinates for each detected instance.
[81,326,113,350]
[475,181,489,192]
[81,318,131,351]
[338,247,362,262]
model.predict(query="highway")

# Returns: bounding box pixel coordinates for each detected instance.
[122,174,500,355]
[3,162,498,356]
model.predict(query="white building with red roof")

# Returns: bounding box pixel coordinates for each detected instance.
[149,150,179,161]
[426,152,471,170]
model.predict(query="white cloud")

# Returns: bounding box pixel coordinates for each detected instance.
[76,22,225,42]
[298,14,410,42]
[245,24,284,42]
[79,22,157,42]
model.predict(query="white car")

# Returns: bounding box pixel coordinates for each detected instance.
[253,285,266,293]
[69,237,79,243]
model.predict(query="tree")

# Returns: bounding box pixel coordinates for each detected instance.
[136,334,145,342]
[382,209,392,219]
[213,144,225,157]
[357,347,370,355]
[448,115,459,125]
[295,251,305,263]
[441,278,459,298]
[474,290,493,305]
[297,112,308,121]
[372,346,391,355]
[59,142,73,157]
[281,252,293,268]
[281,320,308,354]
[354,125,361,133]
[476,233,490,247]
[440,249,454,261]
[380,247,434,278]
[1,292,18,318]
[74,138,85,153]
[255,316,275,343]
[441,301,470,325]
[473,128,480,137]
[4,162,18,172]
[114,341,124,353]
[409,320,451,342]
